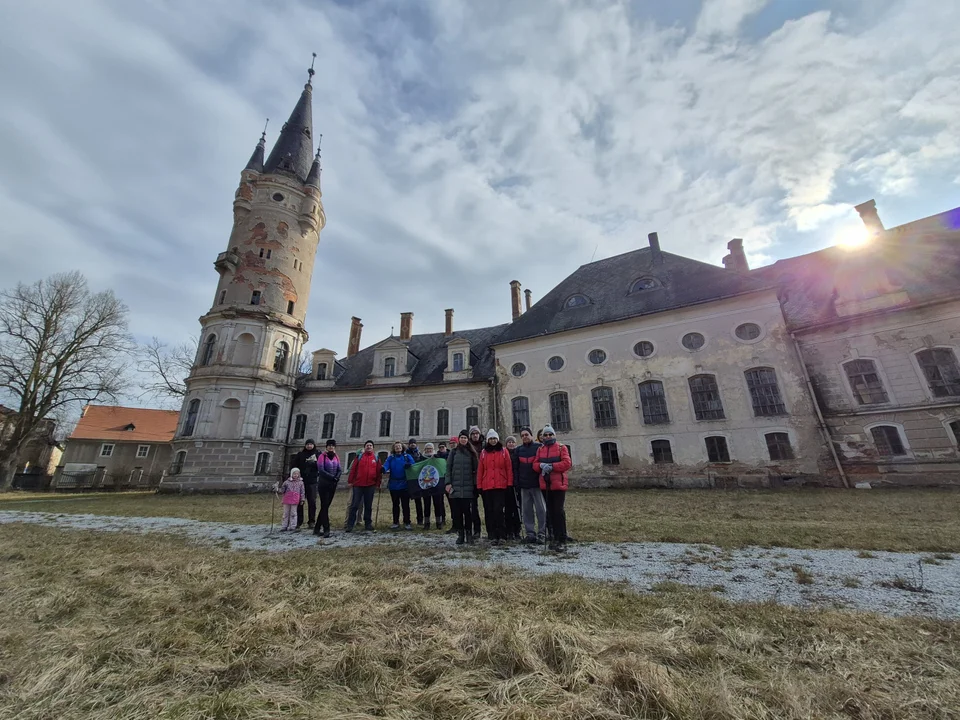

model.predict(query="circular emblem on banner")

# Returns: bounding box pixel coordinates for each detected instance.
[418,464,441,490]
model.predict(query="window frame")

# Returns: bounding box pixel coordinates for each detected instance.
[688,374,725,421]
[200,334,217,366]
[250,290,262,305]
[510,363,526,378]
[638,380,670,425]
[704,435,731,463]
[136,444,150,459]
[564,294,590,309]
[349,412,363,439]
[586,348,608,366]
[599,441,620,466]
[546,355,566,372]
[321,413,336,440]
[680,331,706,352]
[744,366,787,417]
[511,396,530,433]
[842,358,890,406]
[591,386,618,428]
[379,410,392,438]
[764,432,795,461]
[171,450,186,475]
[99,443,115,458]
[183,398,201,437]
[452,352,465,372]
[733,321,764,344]
[632,340,656,359]
[650,438,674,464]
[436,408,450,437]
[293,413,307,441]
[465,406,480,429]
[260,402,280,439]
[914,347,960,399]
[865,422,909,457]
[254,451,271,475]
[317,362,328,380]
[273,341,289,373]
[384,357,396,378]
[408,409,421,437]
[549,391,572,432]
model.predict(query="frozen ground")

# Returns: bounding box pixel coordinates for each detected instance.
[2,510,957,619]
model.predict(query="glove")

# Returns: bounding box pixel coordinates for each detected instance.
[541,464,553,475]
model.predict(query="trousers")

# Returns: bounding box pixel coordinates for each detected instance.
[347,486,375,529]
[450,497,473,536]
[520,487,547,539]
[281,503,298,530]
[481,488,506,541]
[423,493,445,524]
[390,489,411,525]
[313,479,337,535]
[297,482,318,527]
[546,489,567,544]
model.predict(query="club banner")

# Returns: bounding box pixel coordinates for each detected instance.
[406,457,447,491]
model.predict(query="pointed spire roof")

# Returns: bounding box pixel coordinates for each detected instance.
[305,141,322,190]
[263,60,316,183]
[244,124,267,173]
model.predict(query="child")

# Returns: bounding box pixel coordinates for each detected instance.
[279,468,306,532]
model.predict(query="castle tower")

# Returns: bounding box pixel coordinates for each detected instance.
[162,64,326,491]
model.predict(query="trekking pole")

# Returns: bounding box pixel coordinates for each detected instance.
[374,483,382,528]
[269,483,278,535]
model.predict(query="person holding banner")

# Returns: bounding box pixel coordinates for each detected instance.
[383,441,415,529]
[406,442,446,529]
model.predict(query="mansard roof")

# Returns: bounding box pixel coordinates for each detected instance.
[493,247,771,345]
[327,324,509,389]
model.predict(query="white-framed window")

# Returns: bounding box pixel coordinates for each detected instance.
[865,422,909,457]
[136,445,150,459]
[842,358,889,405]
[100,443,115,458]
[384,357,396,378]
[915,347,960,398]
[599,441,620,466]
[704,434,731,462]
[452,352,464,372]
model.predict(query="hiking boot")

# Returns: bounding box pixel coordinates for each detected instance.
[456,531,465,546]
[322,530,331,538]
[438,518,446,529]
[344,526,354,533]
[307,522,315,529]
[556,543,567,553]
[364,525,375,532]
[390,523,400,530]
[423,521,431,530]
[523,536,537,545]
[466,532,476,545]
[404,523,413,530]
[445,527,457,535]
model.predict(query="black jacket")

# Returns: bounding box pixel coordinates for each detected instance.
[445,446,477,499]
[513,441,542,489]
[292,446,320,484]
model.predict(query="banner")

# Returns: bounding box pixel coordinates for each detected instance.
[406,457,447,490]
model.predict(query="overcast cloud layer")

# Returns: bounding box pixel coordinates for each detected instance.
[1,0,958,371]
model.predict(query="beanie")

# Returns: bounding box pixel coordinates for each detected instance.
[458,429,469,438]
[542,425,556,436]
[424,443,435,451]
[325,439,336,447]
[505,435,517,445]
[450,436,459,445]
[486,428,500,441]
[469,425,481,436]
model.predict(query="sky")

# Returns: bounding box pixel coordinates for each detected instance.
[1,0,958,371]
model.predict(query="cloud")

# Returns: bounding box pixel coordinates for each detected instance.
[0,0,958,395]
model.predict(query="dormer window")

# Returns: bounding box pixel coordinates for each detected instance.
[565,294,589,309]
[629,277,660,293]
[317,363,328,380]
[453,352,464,372]
[384,357,396,378]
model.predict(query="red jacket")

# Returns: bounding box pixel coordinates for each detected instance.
[477,446,514,490]
[534,442,572,491]
[348,452,382,487]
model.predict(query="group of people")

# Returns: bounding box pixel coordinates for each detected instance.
[276,424,574,552]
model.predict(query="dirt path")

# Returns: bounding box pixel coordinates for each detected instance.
[2,510,957,619]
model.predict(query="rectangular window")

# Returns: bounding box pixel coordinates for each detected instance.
[950,420,960,446]
[409,410,421,437]
[549,392,572,432]
[218,290,226,305]
[321,413,335,440]
[136,445,150,459]
[260,403,279,439]
[745,368,786,416]
[639,381,669,424]
[172,451,186,475]
[705,436,730,462]
[453,352,464,372]
[259,248,264,258]
[511,397,529,433]
[844,359,888,405]
[436,409,449,437]
[384,358,396,378]
[251,290,262,306]
[266,249,272,259]
[379,411,392,438]
[871,426,906,456]
[317,363,327,380]
[651,439,673,464]
[466,407,479,429]
[689,375,725,420]
[916,348,960,398]
[100,444,115,458]
[286,300,295,315]
[293,414,307,440]
[350,412,363,439]
[591,386,618,428]
[600,441,620,466]
[255,452,270,475]
[765,432,795,461]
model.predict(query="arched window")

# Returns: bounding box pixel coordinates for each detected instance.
[436,409,450,437]
[744,367,786,416]
[549,392,571,432]
[916,348,960,397]
[273,342,289,373]
[293,414,307,440]
[591,387,617,428]
[260,403,279,438]
[200,334,216,366]
[384,357,396,378]
[379,411,392,437]
[870,425,906,456]
[346,452,358,469]
[651,439,673,464]
[317,362,328,380]
[600,442,620,465]
[689,375,724,420]
[452,352,464,372]
[843,359,888,405]
[511,397,529,433]
[321,413,335,439]
[639,381,669,424]
[254,451,271,475]
[171,450,186,475]
[409,409,421,436]
[233,332,255,366]
[350,412,363,438]
[182,399,200,437]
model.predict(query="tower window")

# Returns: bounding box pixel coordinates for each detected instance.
[267,249,272,259]
[218,290,226,305]
[200,334,217,366]
[259,248,264,258]
[251,291,261,306]
[272,193,284,202]
[260,403,279,439]
[287,300,295,315]
[183,399,200,437]
[273,342,289,373]
[255,452,271,475]
[172,451,186,475]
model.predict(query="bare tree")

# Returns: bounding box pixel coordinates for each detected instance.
[136,336,196,404]
[0,272,133,490]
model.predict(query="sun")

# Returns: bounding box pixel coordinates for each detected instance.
[834,225,872,250]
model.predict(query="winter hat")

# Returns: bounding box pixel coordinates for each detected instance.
[458,429,469,438]
[450,436,459,445]
[469,425,481,436]
[505,435,517,445]
[486,428,500,441]
[408,438,418,444]
[325,439,337,447]
[542,425,556,436]
[305,439,316,447]
[424,443,435,451]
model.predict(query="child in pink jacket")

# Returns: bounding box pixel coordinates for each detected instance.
[279,468,306,531]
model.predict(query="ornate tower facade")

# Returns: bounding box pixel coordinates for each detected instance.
[163,67,326,492]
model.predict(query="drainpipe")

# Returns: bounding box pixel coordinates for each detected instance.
[490,375,501,432]
[790,332,850,489]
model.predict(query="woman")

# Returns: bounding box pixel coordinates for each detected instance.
[383,441,414,529]
[477,429,514,545]
[418,442,446,530]
[445,429,478,545]
[312,439,341,538]
[503,435,522,541]
[533,425,573,552]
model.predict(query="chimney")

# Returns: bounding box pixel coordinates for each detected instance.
[648,232,663,264]
[524,289,532,312]
[399,312,413,341]
[347,316,363,358]
[444,308,454,337]
[510,280,522,320]
[722,238,749,272]
[854,199,884,234]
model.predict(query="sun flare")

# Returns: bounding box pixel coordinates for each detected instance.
[835,225,872,250]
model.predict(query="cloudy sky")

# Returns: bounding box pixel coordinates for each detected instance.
[1,0,958,368]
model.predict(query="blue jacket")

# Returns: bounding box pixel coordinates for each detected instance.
[383,452,414,490]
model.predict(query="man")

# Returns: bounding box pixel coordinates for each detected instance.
[533,425,573,552]
[346,440,382,532]
[467,426,484,536]
[406,437,424,525]
[407,438,423,462]
[503,436,522,540]
[513,427,545,544]
[436,442,449,460]
[292,439,320,529]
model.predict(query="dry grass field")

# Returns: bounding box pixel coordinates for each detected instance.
[1,523,958,719]
[3,487,960,551]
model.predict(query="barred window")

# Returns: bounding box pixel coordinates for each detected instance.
[591,386,618,428]
[916,348,960,398]
[293,414,307,440]
[321,413,335,439]
[689,375,725,420]
[651,439,673,464]
[639,381,669,424]
[260,403,279,439]
[350,412,363,439]
[843,359,888,405]
[409,410,421,437]
[549,392,572,432]
[379,411,392,437]
[466,407,479,428]
[871,426,905,456]
[745,367,786,416]
[765,432,794,461]
[511,397,529,433]
[254,451,270,475]
[705,435,730,462]
[436,409,449,437]
[600,442,620,466]
[183,399,200,437]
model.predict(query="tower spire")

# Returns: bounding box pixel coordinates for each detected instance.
[243,119,268,173]
[263,56,316,182]
[305,134,322,190]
